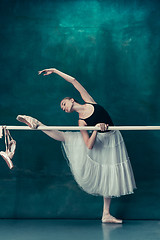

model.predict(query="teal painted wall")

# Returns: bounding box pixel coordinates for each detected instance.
[0,0,160,219]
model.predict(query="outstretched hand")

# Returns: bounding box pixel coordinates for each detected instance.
[38,68,55,76]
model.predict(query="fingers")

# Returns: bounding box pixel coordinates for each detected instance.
[38,69,53,76]
[43,72,50,76]
[38,69,49,75]
[100,123,105,131]
[99,123,109,131]
[38,70,46,75]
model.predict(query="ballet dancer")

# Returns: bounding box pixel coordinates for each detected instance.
[17,68,136,223]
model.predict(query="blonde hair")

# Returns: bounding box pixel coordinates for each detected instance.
[61,97,78,103]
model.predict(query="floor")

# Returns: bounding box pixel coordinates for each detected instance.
[0,219,159,240]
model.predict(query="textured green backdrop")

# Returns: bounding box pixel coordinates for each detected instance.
[0,0,160,219]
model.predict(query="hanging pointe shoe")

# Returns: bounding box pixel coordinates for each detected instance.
[0,127,15,169]
[16,115,40,129]
[102,213,123,224]
[0,151,14,169]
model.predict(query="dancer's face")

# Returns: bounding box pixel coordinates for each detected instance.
[60,98,74,113]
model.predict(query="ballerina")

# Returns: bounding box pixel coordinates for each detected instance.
[17,68,136,223]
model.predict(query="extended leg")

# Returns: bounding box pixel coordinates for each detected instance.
[16,115,65,142]
[40,123,65,142]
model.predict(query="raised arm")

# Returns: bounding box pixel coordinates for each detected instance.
[38,68,96,103]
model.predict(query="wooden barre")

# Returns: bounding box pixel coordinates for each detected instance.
[0,126,160,131]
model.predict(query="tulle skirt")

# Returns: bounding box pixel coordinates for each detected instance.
[62,130,136,198]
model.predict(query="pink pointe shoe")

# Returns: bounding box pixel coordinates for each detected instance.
[102,213,123,224]
[0,151,13,169]
[0,127,16,169]
[16,115,40,129]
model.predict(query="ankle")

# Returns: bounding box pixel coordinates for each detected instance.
[38,121,43,126]
[103,210,110,215]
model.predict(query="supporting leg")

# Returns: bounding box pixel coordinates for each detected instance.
[102,197,122,224]
[103,197,111,215]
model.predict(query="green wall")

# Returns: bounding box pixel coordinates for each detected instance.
[0,0,160,219]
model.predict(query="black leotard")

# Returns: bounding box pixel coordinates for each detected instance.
[79,103,114,132]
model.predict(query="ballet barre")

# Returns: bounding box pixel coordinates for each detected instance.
[0,126,160,131]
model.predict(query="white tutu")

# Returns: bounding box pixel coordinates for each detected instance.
[62,130,137,198]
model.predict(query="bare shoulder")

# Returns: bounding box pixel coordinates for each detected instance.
[87,99,97,104]
[78,119,87,126]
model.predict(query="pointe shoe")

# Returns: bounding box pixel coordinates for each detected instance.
[0,127,16,169]
[16,115,40,129]
[0,151,14,169]
[102,213,122,224]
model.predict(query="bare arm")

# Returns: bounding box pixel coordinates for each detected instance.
[72,79,96,103]
[79,120,98,149]
[78,120,108,149]
[38,68,96,103]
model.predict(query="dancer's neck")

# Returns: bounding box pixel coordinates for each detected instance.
[72,102,87,118]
